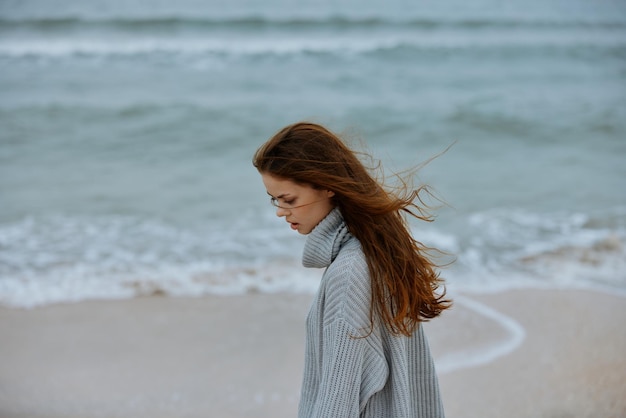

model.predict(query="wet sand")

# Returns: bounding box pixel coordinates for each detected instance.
[0,288,624,418]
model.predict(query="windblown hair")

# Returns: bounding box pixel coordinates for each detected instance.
[253,122,451,336]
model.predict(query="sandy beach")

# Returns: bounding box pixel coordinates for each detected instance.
[0,288,624,418]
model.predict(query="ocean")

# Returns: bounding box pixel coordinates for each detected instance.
[1,0,625,308]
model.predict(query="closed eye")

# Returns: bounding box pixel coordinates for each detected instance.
[270,197,296,208]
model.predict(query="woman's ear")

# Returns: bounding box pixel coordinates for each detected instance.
[326,190,335,198]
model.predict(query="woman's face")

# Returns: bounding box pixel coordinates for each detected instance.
[261,173,335,235]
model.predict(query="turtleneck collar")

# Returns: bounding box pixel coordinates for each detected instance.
[302,207,352,268]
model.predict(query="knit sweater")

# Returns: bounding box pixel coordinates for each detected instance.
[298,207,445,418]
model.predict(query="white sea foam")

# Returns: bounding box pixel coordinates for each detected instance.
[0,214,322,308]
[0,28,623,58]
[435,294,526,374]
[0,208,624,308]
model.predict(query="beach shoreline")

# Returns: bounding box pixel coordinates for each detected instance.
[0,287,624,418]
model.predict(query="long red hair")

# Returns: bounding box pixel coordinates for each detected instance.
[253,122,451,336]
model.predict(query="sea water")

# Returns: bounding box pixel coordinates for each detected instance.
[1,0,625,307]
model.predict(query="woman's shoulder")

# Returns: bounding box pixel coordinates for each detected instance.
[322,237,371,326]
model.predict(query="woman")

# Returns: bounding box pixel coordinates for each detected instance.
[253,122,450,418]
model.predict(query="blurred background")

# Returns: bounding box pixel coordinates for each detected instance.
[1,0,625,308]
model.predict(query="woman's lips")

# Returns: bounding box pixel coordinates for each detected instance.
[290,222,299,230]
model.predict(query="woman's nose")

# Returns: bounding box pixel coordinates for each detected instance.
[276,207,289,217]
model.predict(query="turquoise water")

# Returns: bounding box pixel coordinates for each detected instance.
[1,0,625,307]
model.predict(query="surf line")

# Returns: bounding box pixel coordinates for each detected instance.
[436,295,526,374]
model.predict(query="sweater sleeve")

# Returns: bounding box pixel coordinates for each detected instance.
[308,318,388,418]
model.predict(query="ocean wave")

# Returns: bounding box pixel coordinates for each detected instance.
[518,234,626,288]
[1,15,625,32]
[0,214,312,308]
[1,36,623,59]
[449,208,626,291]
[0,207,624,308]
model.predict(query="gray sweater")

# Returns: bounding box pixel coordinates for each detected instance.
[298,207,445,418]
